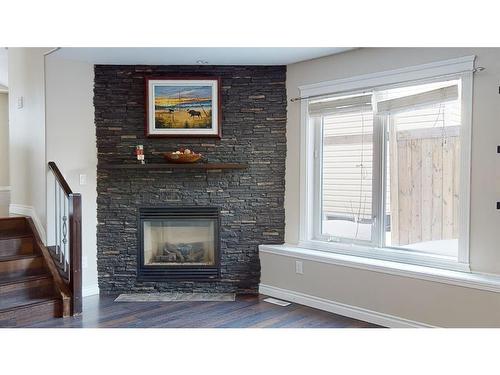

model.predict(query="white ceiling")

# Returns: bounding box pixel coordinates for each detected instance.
[51,47,354,65]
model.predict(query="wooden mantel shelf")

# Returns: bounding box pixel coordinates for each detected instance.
[98,163,248,170]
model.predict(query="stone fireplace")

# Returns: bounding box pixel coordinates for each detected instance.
[138,207,220,280]
[95,64,287,294]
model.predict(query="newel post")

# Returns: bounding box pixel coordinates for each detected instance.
[69,193,82,315]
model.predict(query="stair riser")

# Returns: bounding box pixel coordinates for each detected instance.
[0,277,54,297]
[0,217,28,232]
[0,237,35,257]
[0,299,62,327]
[0,257,45,274]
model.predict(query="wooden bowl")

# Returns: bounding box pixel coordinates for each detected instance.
[164,152,203,164]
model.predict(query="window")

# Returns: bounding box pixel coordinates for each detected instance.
[300,57,473,270]
[311,93,375,243]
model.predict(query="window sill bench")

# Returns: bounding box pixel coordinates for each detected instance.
[259,244,500,294]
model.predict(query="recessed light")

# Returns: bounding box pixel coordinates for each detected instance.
[196,60,209,65]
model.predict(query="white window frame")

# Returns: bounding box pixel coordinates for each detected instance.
[299,56,474,272]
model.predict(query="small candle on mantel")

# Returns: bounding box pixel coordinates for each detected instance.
[135,145,145,164]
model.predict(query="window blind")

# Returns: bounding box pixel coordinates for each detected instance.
[309,94,372,116]
[376,84,458,115]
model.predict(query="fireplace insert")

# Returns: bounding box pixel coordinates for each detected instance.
[137,207,220,280]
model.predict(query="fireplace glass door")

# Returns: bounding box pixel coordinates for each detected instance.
[138,207,220,280]
[143,219,216,266]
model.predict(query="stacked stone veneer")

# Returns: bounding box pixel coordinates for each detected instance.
[94,65,287,294]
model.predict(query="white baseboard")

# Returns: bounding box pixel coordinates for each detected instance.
[9,203,47,245]
[259,283,436,328]
[83,284,100,297]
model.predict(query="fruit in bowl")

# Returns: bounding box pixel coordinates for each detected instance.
[164,148,203,163]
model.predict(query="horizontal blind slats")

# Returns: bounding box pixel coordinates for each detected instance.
[377,85,458,115]
[309,94,373,116]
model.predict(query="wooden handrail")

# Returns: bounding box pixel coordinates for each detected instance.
[48,161,73,196]
[48,161,82,315]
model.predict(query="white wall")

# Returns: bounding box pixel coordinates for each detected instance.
[0,92,9,216]
[45,55,98,296]
[0,93,9,186]
[260,251,500,327]
[6,48,98,295]
[8,48,52,236]
[260,48,500,327]
[0,47,8,88]
[285,47,500,274]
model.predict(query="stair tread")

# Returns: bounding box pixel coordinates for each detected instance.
[0,269,51,286]
[0,295,60,312]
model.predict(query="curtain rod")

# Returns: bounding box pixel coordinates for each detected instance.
[290,66,486,103]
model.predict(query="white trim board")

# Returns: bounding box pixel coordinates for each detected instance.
[9,203,47,245]
[298,55,476,97]
[0,186,11,192]
[296,239,470,273]
[259,284,435,328]
[83,284,100,297]
[260,244,500,294]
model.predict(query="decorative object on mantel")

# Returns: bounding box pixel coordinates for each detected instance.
[145,76,222,138]
[164,148,203,164]
[114,293,235,302]
[135,145,145,164]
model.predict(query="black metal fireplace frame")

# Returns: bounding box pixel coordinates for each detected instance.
[137,207,220,281]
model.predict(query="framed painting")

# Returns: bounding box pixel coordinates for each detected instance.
[145,76,221,138]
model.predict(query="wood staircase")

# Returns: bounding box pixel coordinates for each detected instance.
[0,216,70,326]
[0,162,83,327]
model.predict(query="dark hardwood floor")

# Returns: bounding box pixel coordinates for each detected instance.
[17,294,381,328]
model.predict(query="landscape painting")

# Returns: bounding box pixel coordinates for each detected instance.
[146,77,221,138]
